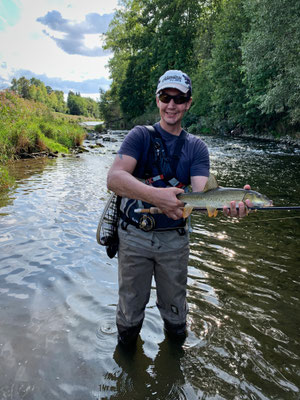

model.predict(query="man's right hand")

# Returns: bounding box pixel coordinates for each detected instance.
[151,187,185,220]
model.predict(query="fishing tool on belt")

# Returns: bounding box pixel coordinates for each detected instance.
[96,192,121,258]
[138,214,156,231]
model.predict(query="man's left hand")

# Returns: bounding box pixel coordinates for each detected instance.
[223,184,252,218]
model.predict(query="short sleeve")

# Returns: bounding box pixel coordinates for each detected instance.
[118,126,149,161]
[190,138,210,177]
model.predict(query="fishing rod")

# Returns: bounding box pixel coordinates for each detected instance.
[249,206,300,211]
[134,206,300,214]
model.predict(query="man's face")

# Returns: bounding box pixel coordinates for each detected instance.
[156,88,192,130]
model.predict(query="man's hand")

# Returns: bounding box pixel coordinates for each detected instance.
[223,184,252,218]
[152,187,185,220]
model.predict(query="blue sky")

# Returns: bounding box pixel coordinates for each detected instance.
[0,0,119,99]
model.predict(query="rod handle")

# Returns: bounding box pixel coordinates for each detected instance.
[134,207,163,214]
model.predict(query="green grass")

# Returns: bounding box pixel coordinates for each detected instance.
[40,134,69,153]
[0,91,86,161]
[0,90,87,189]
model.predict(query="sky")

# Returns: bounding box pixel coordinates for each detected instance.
[0,0,120,100]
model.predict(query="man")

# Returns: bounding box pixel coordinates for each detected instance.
[107,70,250,347]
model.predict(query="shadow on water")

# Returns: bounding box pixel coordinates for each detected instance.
[0,158,56,211]
[99,338,187,400]
[0,133,300,399]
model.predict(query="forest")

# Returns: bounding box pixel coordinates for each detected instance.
[100,0,300,137]
[10,77,100,119]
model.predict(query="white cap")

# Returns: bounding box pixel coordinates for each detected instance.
[156,70,192,94]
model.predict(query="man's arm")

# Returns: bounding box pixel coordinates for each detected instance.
[191,175,208,192]
[107,154,185,220]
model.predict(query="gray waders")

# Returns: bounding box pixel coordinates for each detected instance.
[117,224,190,346]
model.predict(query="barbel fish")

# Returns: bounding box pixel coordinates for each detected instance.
[178,174,273,217]
[135,174,273,218]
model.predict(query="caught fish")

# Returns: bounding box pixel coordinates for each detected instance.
[178,174,273,217]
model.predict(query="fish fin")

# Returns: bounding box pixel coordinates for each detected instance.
[203,174,219,192]
[245,204,249,216]
[183,205,193,218]
[207,206,218,217]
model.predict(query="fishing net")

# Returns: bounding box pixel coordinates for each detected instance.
[96,192,121,258]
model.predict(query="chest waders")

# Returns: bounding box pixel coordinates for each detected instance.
[117,126,192,346]
[120,126,188,233]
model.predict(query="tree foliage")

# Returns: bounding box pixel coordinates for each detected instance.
[103,0,204,124]
[100,0,299,136]
[242,0,300,130]
[10,77,100,119]
[198,0,251,132]
[10,77,67,113]
[67,91,100,118]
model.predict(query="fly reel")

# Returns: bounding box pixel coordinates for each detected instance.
[139,214,155,232]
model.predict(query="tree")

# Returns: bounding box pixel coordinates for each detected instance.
[11,77,31,99]
[104,0,204,122]
[85,97,100,118]
[67,91,100,117]
[67,92,87,116]
[242,0,300,131]
[35,85,48,104]
[10,77,68,113]
[99,88,122,126]
[54,91,67,113]
[189,0,222,130]
[102,0,299,135]
[209,0,250,130]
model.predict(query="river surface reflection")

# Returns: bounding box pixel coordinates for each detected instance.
[0,133,299,399]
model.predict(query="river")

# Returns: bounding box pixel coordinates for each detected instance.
[0,131,299,400]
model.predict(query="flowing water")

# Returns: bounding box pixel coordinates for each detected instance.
[0,132,299,400]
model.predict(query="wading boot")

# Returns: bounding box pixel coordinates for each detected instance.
[164,320,187,345]
[117,321,143,348]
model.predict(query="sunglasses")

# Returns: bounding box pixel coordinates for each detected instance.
[158,92,190,104]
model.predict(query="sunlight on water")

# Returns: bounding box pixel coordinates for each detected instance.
[0,133,299,399]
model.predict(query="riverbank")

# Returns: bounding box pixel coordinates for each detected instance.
[226,125,300,147]
[0,91,87,161]
[0,91,91,189]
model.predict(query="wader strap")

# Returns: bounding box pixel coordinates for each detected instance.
[170,129,187,173]
[145,125,187,185]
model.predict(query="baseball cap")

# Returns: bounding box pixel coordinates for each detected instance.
[156,70,192,94]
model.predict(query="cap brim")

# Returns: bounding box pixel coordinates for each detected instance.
[156,82,189,94]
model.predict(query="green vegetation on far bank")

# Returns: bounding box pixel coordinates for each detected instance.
[100,0,300,137]
[0,91,87,189]
[10,77,101,119]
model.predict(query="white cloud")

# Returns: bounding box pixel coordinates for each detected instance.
[0,0,119,94]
